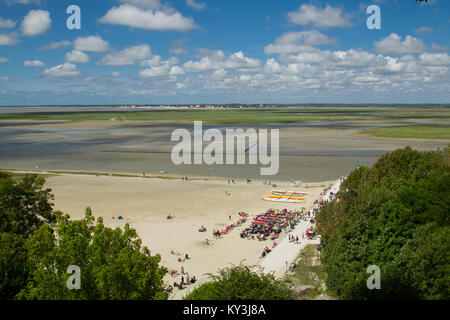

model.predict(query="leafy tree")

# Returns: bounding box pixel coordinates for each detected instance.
[183,264,295,300]
[0,172,55,237]
[316,147,449,300]
[0,172,55,299]
[0,232,28,299]
[18,208,170,300]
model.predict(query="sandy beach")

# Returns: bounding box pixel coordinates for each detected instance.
[37,172,332,298]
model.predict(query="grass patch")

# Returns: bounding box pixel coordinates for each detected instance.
[0,106,449,124]
[360,125,450,140]
[288,244,329,298]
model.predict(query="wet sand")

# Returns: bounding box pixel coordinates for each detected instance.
[0,119,448,182]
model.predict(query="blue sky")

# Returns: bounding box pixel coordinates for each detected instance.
[0,0,449,105]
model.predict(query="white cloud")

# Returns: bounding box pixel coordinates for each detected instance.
[431,43,448,52]
[43,63,80,77]
[170,38,189,55]
[186,0,206,10]
[5,0,41,4]
[112,71,120,77]
[374,33,427,55]
[139,54,185,77]
[0,17,17,29]
[65,50,90,63]
[99,44,151,66]
[419,53,450,66]
[280,49,378,68]
[119,0,162,9]
[39,40,71,50]
[21,10,51,37]
[74,35,109,52]
[287,4,352,28]
[0,33,18,45]
[0,76,11,81]
[415,26,433,34]
[141,55,162,67]
[99,4,195,32]
[264,58,281,74]
[0,57,9,63]
[265,30,337,54]
[24,60,45,67]
[139,64,184,77]
[183,50,260,72]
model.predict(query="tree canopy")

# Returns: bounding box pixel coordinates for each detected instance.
[183,264,295,300]
[0,172,170,300]
[316,146,449,300]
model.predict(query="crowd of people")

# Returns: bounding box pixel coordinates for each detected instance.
[168,250,197,290]
[213,212,249,238]
[240,209,299,241]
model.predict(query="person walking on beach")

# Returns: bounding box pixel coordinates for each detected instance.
[296,235,299,244]
[181,266,184,274]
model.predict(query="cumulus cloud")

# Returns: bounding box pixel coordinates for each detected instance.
[265,30,338,54]
[186,0,206,10]
[279,48,379,68]
[374,33,427,55]
[39,40,71,50]
[43,63,80,77]
[24,60,45,67]
[419,53,450,66]
[65,50,90,64]
[287,4,352,28]
[99,4,195,32]
[99,44,151,66]
[0,17,17,29]
[139,65,185,77]
[74,35,109,52]
[139,54,184,77]
[183,50,260,72]
[0,57,9,63]
[0,33,18,45]
[21,10,51,37]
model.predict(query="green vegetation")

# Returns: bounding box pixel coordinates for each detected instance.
[0,172,170,300]
[183,264,295,300]
[316,147,450,300]
[360,125,450,140]
[287,244,328,299]
[0,105,449,124]
[289,244,328,296]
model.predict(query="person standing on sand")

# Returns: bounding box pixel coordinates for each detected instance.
[296,235,299,244]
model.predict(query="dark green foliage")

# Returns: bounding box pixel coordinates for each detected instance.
[0,171,170,300]
[18,208,170,300]
[316,147,449,300]
[0,232,28,299]
[0,172,55,299]
[0,172,55,238]
[183,264,295,300]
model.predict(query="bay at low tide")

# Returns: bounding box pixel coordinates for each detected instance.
[0,120,447,182]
